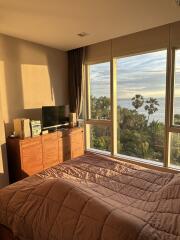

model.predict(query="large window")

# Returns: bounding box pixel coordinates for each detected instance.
[116,51,167,163]
[85,48,180,170]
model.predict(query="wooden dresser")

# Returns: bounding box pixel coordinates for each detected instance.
[7,127,84,183]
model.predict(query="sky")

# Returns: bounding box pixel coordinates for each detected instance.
[90,49,180,100]
[174,49,180,99]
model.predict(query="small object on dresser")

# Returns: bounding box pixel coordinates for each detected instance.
[42,129,49,135]
[13,118,31,139]
[77,120,84,128]
[30,120,41,137]
[9,131,17,138]
[69,113,77,128]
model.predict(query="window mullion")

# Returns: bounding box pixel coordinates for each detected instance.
[111,59,117,156]
[164,47,173,167]
[84,64,90,150]
[86,65,91,120]
[167,48,180,168]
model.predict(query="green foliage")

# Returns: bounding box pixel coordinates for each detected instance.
[174,114,180,125]
[170,114,180,165]
[91,96,111,119]
[90,94,180,165]
[118,107,147,131]
[117,108,164,161]
[170,133,180,166]
[90,125,111,152]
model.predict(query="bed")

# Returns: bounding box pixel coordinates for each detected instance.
[0,152,180,240]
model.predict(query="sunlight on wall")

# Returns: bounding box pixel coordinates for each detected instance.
[0,153,4,173]
[0,61,9,123]
[21,64,55,109]
[0,120,6,174]
[0,149,5,174]
[0,62,9,184]
[0,61,6,173]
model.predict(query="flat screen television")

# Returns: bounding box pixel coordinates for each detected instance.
[42,105,69,129]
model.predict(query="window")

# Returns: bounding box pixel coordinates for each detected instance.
[116,51,167,163]
[88,62,111,120]
[173,49,180,126]
[86,62,111,152]
[85,48,180,170]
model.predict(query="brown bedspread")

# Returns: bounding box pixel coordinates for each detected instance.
[0,153,180,240]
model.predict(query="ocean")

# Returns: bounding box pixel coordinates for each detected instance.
[118,97,180,123]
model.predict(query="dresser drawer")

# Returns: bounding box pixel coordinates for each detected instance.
[43,138,59,169]
[42,132,58,142]
[21,143,43,175]
[20,137,41,148]
[70,131,83,144]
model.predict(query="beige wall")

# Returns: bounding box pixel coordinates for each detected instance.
[0,34,68,188]
[0,90,9,187]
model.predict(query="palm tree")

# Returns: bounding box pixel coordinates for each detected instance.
[131,94,144,110]
[144,98,159,122]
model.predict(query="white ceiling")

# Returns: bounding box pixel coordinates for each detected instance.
[0,0,180,51]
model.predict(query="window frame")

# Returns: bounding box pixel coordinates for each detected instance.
[167,48,180,169]
[169,48,180,129]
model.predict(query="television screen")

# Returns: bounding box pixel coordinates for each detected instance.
[42,105,69,128]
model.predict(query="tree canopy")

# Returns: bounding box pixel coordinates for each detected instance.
[90,94,180,166]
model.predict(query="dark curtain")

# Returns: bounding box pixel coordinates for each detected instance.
[68,47,85,118]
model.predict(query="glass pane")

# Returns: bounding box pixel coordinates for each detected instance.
[173,49,180,125]
[89,125,111,152]
[170,132,180,167]
[117,50,167,163]
[89,62,111,120]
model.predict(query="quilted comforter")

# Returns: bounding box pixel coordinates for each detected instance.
[0,153,180,240]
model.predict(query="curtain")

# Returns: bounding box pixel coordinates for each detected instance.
[68,47,85,118]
